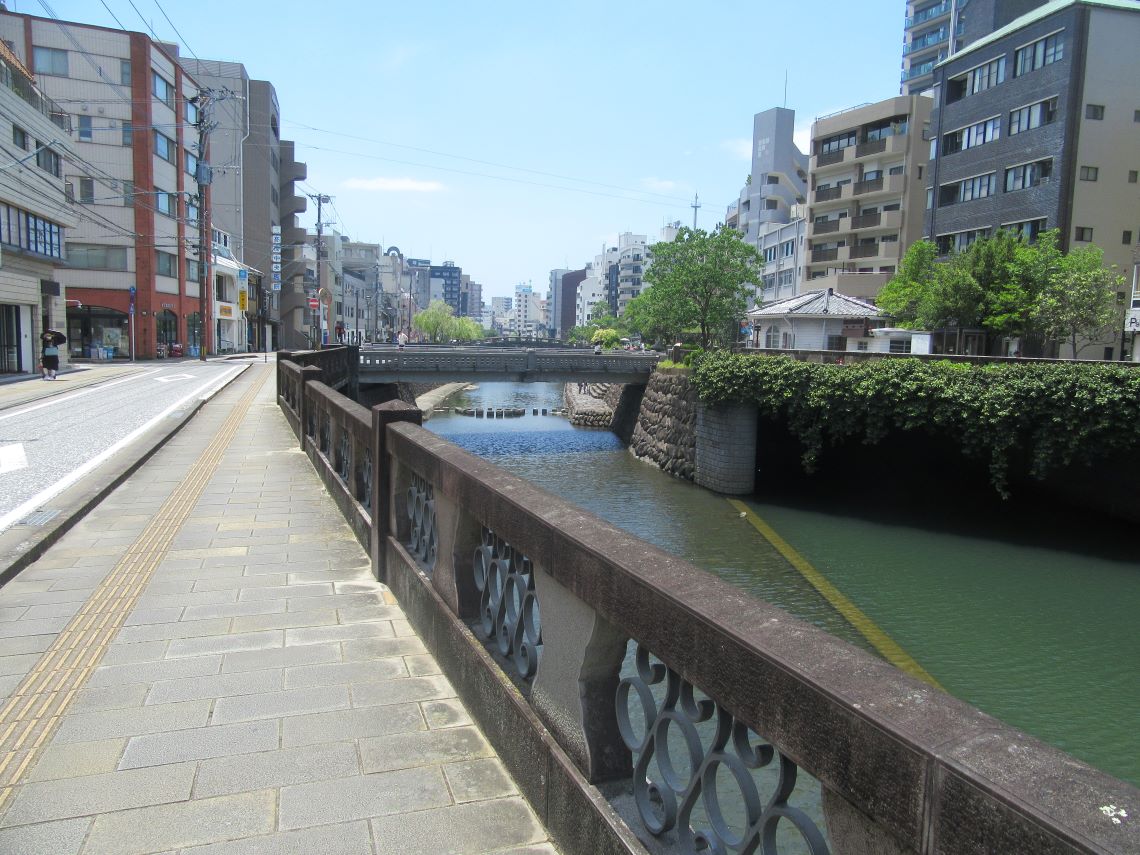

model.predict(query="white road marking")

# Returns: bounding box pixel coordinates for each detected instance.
[0,443,27,474]
[0,365,244,533]
[155,373,196,383]
[0,369,163,422]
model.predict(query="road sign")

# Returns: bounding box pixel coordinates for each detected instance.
[308,298,319,309]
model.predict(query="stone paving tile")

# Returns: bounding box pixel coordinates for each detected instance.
[0,762,196,826]
[0,616,70,638]
[85,656,221,689]
[369,797,547,855]
[230,608,339,633]
[50,699,212,743]
[0,817,91,855]
[423,698,474,729]
[18,601,83,621]
[191,573,289,591]
[220,642,341,673]
[182,600,286,621]
[165,629,283,658]
[405,653,442,676]
[236,582,334,601]
[285,622,395,646]
[281,703,426,748]
[443,758,519,804]
[118,719,279,769]
[336,604,406,624]
[100,639,170,665]
[284,657,408,689]
[285,592,388,612]
[278,766,453,830]
[341,636,426,661]
[136,590,237,610]
[210,684,351,724]
[23,737,126,782]
[146,667,283,705]
[194,740,360,797]
[81,789,276,855]
[114,617,232,644]
[122,606,184,626]
[0,652,42,676]
[350,674,457,708]
[0,606,29,621]
[69,683,149,713]
[359,726,495,774]
[177,820,374,855]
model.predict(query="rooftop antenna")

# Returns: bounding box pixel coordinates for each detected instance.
[691,193,701,229]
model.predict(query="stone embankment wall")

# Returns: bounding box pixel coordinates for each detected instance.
[563,383,614,428]
[628,368,698,481]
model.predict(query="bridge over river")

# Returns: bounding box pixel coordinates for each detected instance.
[357,345,660,385]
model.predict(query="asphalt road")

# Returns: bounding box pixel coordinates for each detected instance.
[0,362,245,532]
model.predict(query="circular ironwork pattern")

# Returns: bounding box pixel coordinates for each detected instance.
[336,429,351,482]
[405,473,437,571]
[472,527,542,681]
[616,644,830,854]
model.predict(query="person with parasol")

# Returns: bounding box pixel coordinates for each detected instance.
[40,328,66,380]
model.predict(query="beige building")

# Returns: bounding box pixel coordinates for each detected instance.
[0,43,75,374]
[805,95,933,300]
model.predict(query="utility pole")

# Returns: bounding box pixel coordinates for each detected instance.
[307,192,331,346]
[192,90,217,362]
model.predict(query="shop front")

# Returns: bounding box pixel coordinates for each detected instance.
[67,305,130,359]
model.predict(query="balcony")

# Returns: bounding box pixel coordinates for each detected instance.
[280,194,307,217]
[811,219,843,236]
[905,1,950,29]
[851,212,882,230]
[811,247,839,263]
[853,176,884,196]
[817,149,846,167]
[849,244,881,260]
[284,161,307,183]
[814,185,844,203]
[855,138,887,158]
[853,174,904,199]
[903,28,947,55]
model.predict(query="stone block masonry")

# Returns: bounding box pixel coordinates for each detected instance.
[694,402,758,494]
[628,369,698,481]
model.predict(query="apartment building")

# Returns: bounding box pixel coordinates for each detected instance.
[805,95,933,300]
[0,42,75,373]
[727,107,810,304]
[178,61,308,351]
[0,11,208,359]
[901,0,1050,94]
[341,238,380,340]
[925,0,1140,359]
[613,232,647,315]
[550,268,584,339]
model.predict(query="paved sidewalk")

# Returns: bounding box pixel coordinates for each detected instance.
[0,361,555,854]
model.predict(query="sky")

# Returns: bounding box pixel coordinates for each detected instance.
[26,0,905,300]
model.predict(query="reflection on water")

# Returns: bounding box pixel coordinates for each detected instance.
[428,382,1140,788]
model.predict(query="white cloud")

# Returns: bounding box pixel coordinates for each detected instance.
[793,123,812,155]
[721,138,752,161]
[641,177,678,194]
[342,177,445,193]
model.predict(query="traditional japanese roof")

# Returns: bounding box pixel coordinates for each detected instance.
[747,290,886,319]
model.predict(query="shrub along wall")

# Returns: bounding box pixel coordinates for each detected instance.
[691,352,1140,498]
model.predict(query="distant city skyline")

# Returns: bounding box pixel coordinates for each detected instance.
[26,0,904,299]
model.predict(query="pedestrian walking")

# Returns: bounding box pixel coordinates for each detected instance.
[397,329,408,350]
[40,329,66,380]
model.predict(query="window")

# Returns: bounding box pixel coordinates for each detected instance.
[1103,347,1114,361]
[155,189,176,217]
[766,175,779,185]
[187,259,200,282]
[1125,231,1134,245]
[889,165,904,176]
[66,242,126,269]
[12,126,27,150]
[778,269,795,287]
[889,339,912,354]
[942,116,999,154]
[819,130,856,154]
[1009,98,1057,134]
[270,186,278,206]
[764,199,779,210]
[1014,32,1063,76]
[764,326,781,349]
[152,72,174,107]
[78,177,94,204]
[764,246,777,263]
[1005,218,1048,242]
[185,99,199,125]
[122,122,133,147]
[77,115,92,142]
[1004,159,1053,191]
[1079,166,1098,181]
[1074,226,1093,242]
[949,56,1006,102]
[120,59,131,86]
[1085,104,1105,120]
[936,229,989,254]
[156,250,177,278]
[270,150,279,173]
[940,172,996,205]
[1131,171,1139,184]
[1135,110,1140,123]
[122,180,133,206]
[32,46,68,76]
[185,151,198,176]
[35,144,60,177]
[781,240,795,258]
[154,131,176,163]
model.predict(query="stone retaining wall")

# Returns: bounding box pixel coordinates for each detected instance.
[564,383,614,428]
[628,368,697,481]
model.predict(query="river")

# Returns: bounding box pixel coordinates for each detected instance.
[424,381,1139,789]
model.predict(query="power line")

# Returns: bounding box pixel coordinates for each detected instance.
[124,0,163,43]
[150,0,201,62]
[98,0,128,29]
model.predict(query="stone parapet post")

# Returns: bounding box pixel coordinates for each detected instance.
[371,400,422,582]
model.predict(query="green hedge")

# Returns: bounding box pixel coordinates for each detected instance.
[691,352,1140,496]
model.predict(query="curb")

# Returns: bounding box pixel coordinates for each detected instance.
[0,364,251,589]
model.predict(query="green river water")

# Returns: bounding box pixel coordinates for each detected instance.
[425,381,1139,788]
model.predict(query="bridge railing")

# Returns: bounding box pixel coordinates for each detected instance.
[276,357,1138,855]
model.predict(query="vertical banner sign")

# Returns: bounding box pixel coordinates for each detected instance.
[271,226,282,292]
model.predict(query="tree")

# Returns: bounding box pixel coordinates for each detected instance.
[876,240,938,327]
[642,225,762,348]
[591,327,621,348]
[622,291,670,347]
[1033,243,1123,357]
[412,300,454,343]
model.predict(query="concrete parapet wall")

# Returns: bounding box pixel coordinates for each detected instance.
[628,369,698,481]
